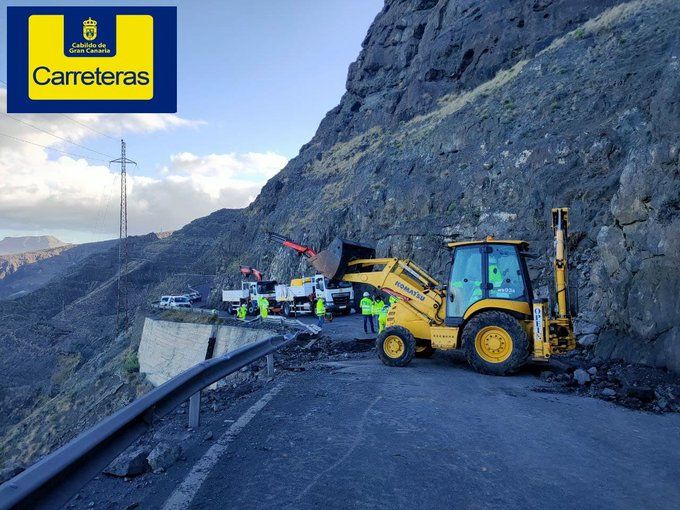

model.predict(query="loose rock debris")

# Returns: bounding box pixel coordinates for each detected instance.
[533,349,680,413]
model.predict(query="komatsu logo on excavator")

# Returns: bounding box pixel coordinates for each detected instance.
[394,281,425,301]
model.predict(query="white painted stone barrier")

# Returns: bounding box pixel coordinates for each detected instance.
[138,318,272,387]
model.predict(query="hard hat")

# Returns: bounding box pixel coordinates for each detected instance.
[363,292,369,297]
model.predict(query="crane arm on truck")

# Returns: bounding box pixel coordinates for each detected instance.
[267,232,318,258]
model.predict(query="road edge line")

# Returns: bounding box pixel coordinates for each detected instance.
[162,382,285,510]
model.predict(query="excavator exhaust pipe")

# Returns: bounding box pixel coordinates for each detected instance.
[310,238,376,280]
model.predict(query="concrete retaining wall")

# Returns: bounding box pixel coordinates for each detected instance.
[138,318,272,387]
[214,326,274,357]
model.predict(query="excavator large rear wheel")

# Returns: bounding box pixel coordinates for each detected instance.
[463,311,529,375]
[376,326,416,367]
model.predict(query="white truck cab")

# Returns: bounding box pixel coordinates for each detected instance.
[276,274,353,317]
[222,280,278,315]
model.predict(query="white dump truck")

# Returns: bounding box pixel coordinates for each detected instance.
[276,274,354,317]
[222,280,278,315]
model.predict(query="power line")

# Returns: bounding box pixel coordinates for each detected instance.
[0,131,111,163]
[2,113,114,158]
[0,78,118,142]
[61,114,118,141]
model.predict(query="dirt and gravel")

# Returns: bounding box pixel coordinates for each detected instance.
[533,347,680,413]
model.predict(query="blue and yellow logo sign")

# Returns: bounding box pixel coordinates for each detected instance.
[7,6,176,113]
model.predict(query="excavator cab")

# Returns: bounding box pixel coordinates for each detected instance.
[445,241,532,324]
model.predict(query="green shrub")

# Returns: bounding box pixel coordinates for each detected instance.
[123,350,140,374]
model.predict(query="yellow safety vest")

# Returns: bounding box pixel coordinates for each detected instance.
[372,299,384,315]
[360,297,373,315]
[316,299,326,317]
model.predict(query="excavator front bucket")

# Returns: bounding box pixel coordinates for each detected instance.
[310,237,375,280]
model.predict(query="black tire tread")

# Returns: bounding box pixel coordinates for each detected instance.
[462,311,530,375]
[376,326,416,367]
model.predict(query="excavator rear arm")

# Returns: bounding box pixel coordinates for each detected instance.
[551,208,570,319]
[342,258,446,326]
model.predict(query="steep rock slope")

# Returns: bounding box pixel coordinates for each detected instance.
[0,0,678,464]
[249,0,680,371]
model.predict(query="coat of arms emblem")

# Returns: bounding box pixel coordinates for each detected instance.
[83,17,97,41]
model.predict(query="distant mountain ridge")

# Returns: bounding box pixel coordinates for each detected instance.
[0,239,118,300]
[0,235,69,255]
[0,246,73,281]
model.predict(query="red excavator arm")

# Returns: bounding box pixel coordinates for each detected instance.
[267,232,318,258]
[239,265,264,282]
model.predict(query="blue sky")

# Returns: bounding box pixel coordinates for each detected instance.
[0,1,382,242]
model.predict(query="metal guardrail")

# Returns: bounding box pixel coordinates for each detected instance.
[0,333,297,510]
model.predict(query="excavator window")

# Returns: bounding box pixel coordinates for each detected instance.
[446,243,530,320]
[447,245,483,318]
[488,245,525,300]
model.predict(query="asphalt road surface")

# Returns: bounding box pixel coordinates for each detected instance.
[71,314,680,509]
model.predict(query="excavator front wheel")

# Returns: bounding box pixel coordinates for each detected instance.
[463,311,529,375]
[376,326,416,367]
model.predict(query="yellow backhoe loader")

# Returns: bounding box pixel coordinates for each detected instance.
[271,208,576,375]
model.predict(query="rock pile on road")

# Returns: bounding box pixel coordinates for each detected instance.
[538,349,680,413]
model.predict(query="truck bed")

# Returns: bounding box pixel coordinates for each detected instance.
[275,283,314,301]
[222,289,248,302]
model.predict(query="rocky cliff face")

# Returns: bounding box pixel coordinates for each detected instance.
[0,0,678,464]
[255,0,680,372]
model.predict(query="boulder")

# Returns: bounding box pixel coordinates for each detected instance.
[574,319,601,336]
[573,369,591,386]
[104,447,150,477]
[578,334,598,347]
[147,442,182,471]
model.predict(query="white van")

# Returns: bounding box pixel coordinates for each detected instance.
[159,295,192,309]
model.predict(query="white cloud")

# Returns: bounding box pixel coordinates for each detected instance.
[0,87,288,242]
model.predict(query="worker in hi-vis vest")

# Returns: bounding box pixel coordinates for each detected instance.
[372,295,385,322]
[359,292,375,333]
[237,303,247,320]
[258,297,269,319]
[378,303,390,333]
[315,297,326,328]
